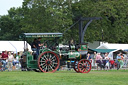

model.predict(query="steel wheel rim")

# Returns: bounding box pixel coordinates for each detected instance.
[38,51,60,73]
[78,59,91,73]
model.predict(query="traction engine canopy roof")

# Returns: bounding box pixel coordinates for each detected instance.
[22,33,63,38]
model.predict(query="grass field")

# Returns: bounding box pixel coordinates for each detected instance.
[0,69,128,85]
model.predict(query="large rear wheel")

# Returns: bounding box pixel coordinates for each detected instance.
[38,51,60,73]
[78,59,91,73]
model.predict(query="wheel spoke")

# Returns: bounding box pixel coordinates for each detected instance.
[49,65,54,70]
[40,61,45,63]
[45,65,48,72]
[48,65,50,72]
[85,68,89,72]
[40,63,46,66]
[82,68,86,72]
[51,63,56,68]
[49,54,52,60]
[53,63,58,65]
[44,55,48,60]
[84,62,87,66]
[51,56,56,61]
[83,61,85,64]
[79,64,82,68]
[42,65,47,71]
[43,64,47,67]
[41,57,46,61]
[79,63,83,65]
[47,53,49,59]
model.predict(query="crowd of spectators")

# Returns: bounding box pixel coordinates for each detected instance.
[0,49,128,71]
[0,50,21,71]
[89,52,128,70]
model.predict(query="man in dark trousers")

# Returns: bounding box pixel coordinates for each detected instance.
[36,37,43,56]
[31,38,38,59]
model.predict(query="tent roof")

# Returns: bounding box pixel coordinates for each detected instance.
[96,43,128,49]
[0,41,16,52]
[92,49,116,53]
[109,49,127,54]
[108,49,127,60]
[0,41,31,52]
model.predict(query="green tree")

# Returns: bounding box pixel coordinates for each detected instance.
[0,0,128,44]
[72,0,128,43]
[21,0,73,33]
[0,7,24,40]
[21,0,76,43]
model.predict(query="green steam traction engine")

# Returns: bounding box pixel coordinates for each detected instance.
[20,17,101,73]
[21,33,91,73]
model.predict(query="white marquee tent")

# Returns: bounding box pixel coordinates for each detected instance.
[96,43,128,50]
[108,49,127,60]
[0,41,32,53]
[96,43,128,60]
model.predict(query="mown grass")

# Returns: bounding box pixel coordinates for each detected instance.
[0,69,128,85]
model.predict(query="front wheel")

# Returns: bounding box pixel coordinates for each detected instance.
[38,51,60,73]
[77,59,91,73]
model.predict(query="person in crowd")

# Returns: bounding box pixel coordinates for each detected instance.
[116,53,123,70]
[36,37,43,57]
[108,52,115,69]
[120,53,124,68]
[69,39,75,51]
[87,53,92,63]
[104,53,110,70]
[31,38,37,51]
[95,53,104,70]
[1,50,8,70]
[123,54,127,67]
[109,59,115,69]
[116,53,121,70]
[13,52,21,70]
[93,52,97,66]
[93,52,97,59]
[7,51,14,71]
[0,53,2,70]
[126,54,128,67]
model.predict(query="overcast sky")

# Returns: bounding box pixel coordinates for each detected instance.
[0,0,23,15]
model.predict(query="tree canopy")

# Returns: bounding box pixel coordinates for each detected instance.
[0,0,128,43]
